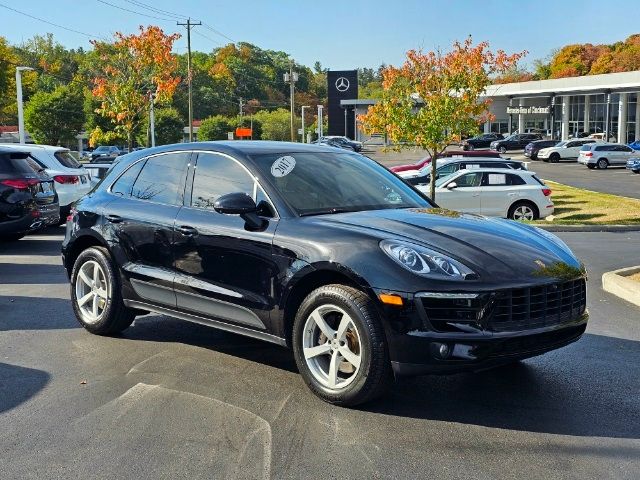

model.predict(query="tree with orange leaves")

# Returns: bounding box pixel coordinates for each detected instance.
[89,26,181,149]
[360,37,525,200]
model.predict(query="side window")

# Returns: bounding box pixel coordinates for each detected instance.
[111,160,146,197]
[131,152,190,205]
[438,163,458,176]
[191,153,255,210]
[484,172,507,186]
[255,185,276,218]
[507,174,526,185]
[566,142,576,148]
[617,145,632,152]
[454,172,482,188]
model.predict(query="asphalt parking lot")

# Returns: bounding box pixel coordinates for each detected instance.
[1,228,639,479]
[366,146,640,199]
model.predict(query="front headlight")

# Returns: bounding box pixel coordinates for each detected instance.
[380,240,477,280]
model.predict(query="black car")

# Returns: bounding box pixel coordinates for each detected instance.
[318,137,362,152]
[524,140,559,160]
[461,133,504,150]
[403,157,526,187]
[62,142,588,406]
[91,145,122,161]
[1,148,60,241]
[490,134,543,153]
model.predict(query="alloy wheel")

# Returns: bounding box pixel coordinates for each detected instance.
[512,205,535,221]
[75,260,109,323]
[302,304,362,390]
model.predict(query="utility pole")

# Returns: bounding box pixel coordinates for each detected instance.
[239,97,244,117]
[149,92,156,147]
[301,106,310,143]
[16,66,34,144]
[284,60,298,142]
[317,104,324,139]
[177,18,201,142]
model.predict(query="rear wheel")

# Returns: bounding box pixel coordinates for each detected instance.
[498,146,507,154]
[70,246,136,335]
[508,201,539,221]
[597,158,609,169]
[292,284,392,406]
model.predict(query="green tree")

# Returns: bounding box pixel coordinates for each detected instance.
[137,107,184,146]
[24,84,85,145]
[198,115,233,140]
[0,36,19,124]
[254,108,298,141]
[360,37,525,200]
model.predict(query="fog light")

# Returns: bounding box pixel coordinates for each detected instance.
[439,343,450,358]
[431,342,452,359]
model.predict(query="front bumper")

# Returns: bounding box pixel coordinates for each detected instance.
[377,278,588,376]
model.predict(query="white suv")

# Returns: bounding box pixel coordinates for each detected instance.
[425,168,554,220]
[537,139,596,163]
[0,144,92,220]
[578,143,640,169]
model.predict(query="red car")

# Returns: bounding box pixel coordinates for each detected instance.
[390,150,502,173]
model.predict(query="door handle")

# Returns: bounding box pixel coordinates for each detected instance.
[105,214,122,224]
[176,225,198,236]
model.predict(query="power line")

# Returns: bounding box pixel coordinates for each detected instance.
[125,0,188,21]
[95,0,176,22]
[0,3,107,41]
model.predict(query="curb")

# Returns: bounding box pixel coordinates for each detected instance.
[602,266,640,308]
[535,224,640,232]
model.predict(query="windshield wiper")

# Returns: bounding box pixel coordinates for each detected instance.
[299,207,357,217]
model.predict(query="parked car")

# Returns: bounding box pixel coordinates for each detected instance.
[578,143,640,169]
[537,139,597,163]
[461,133,504,150]
[389,150,502,173]
[84,162,114,187]
[317,137,359,151]
[317,136,363,152]
[0,143,91,221]
[490,134,543,153]
[91,145,122,161]
[625,158,640,174]
[62,141,588,406]
[524,140,559,160]
[398,157,527,187]
[0,148,59,241]
[421,168,554,220]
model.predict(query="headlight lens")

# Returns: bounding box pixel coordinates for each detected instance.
[380,240,476,280]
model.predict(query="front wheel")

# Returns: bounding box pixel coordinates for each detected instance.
[70,246,136,335]
[292,284,392,406]
[498,146,507,154]
[549,153,561,163]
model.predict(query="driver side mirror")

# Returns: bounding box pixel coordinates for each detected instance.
[214,192,266,230]
[446,182,458,190]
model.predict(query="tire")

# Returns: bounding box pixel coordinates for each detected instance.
[498,146,507,154]
[587,164,596,169]
[597,158,609,170]
[508,201,539,221]
[633,170,640,174]
[292,284,393,406]
[549,153,561,163]
[0,233,25,242]
[467,145,474,151]
[70,246,136,335]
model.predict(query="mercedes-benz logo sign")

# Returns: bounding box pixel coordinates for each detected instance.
[335,77,350,92]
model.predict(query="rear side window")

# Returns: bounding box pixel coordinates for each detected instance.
[595,145,615,152]
[131,152,190,205]
[0,154,37,174]
[532,175,546,186]
[580,144,593,151]
[615,145,632,152]
[54,151,81,168]
[191,153,255,209]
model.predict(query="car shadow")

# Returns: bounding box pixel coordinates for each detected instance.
[0,296,79,331]
[0,363,50,414]
[0,263,68,284]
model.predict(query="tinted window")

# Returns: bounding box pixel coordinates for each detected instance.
[131,152,190,204]
[191,153,255,210]
[111,160,145,197]
[616,145,632,152]
[580,144,593,151]
[454,172,482,187]
[0,154,38,174]
[483,173,526,186]
[595,145,615,152]
[508,174,526,185]
[54,151,81,168]
[437,163,458,175]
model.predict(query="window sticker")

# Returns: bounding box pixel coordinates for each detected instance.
[271,156,296,177]
[488,173,506,185]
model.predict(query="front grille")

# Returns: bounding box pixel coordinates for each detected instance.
[418,278,587,333]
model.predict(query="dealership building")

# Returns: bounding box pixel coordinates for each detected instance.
[343,70,640,144]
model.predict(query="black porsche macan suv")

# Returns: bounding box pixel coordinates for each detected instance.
[62,142,588,406]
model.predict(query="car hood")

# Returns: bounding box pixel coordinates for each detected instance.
[315,208,583,282]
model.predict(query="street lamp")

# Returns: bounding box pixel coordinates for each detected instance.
[16,66,34,144]
[301,106,310,143]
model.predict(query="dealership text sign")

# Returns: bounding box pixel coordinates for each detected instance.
[506,106,550,115]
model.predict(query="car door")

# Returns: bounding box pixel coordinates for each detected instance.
[614,145,634,165]
[172,151,279,332]
[104,151,191,307]
[436,171,482,214]
[480,171,523,217]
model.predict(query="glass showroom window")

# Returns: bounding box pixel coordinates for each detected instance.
[588,94,607,134]
[627,93,637,142]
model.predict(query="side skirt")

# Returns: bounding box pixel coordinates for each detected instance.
[124,299,287,347]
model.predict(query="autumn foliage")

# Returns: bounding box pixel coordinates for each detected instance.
[90,26,181,148]
[360,37,525,199]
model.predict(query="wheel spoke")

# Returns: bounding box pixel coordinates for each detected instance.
[92,294,99,317]
[78,268,92,287]
[93,262,99,283]
[338,345,361,369]
[78,292,93,307]
[310,310,335,338]
[327,350,340,388]
[336,314,351,341]
[96,288,108,299]
[304,343,331,359]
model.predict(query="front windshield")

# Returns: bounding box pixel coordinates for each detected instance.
[252,152,432,216]
[94,146,109,153]
[435,172,456,187]
[505,135,516,141]
[554,141,567,148]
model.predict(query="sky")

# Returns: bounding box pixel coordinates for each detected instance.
[1,0,639,71]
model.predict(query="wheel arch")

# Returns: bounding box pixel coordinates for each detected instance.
[64,232,110,277]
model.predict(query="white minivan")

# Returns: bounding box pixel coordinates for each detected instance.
[0,144,92,221]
